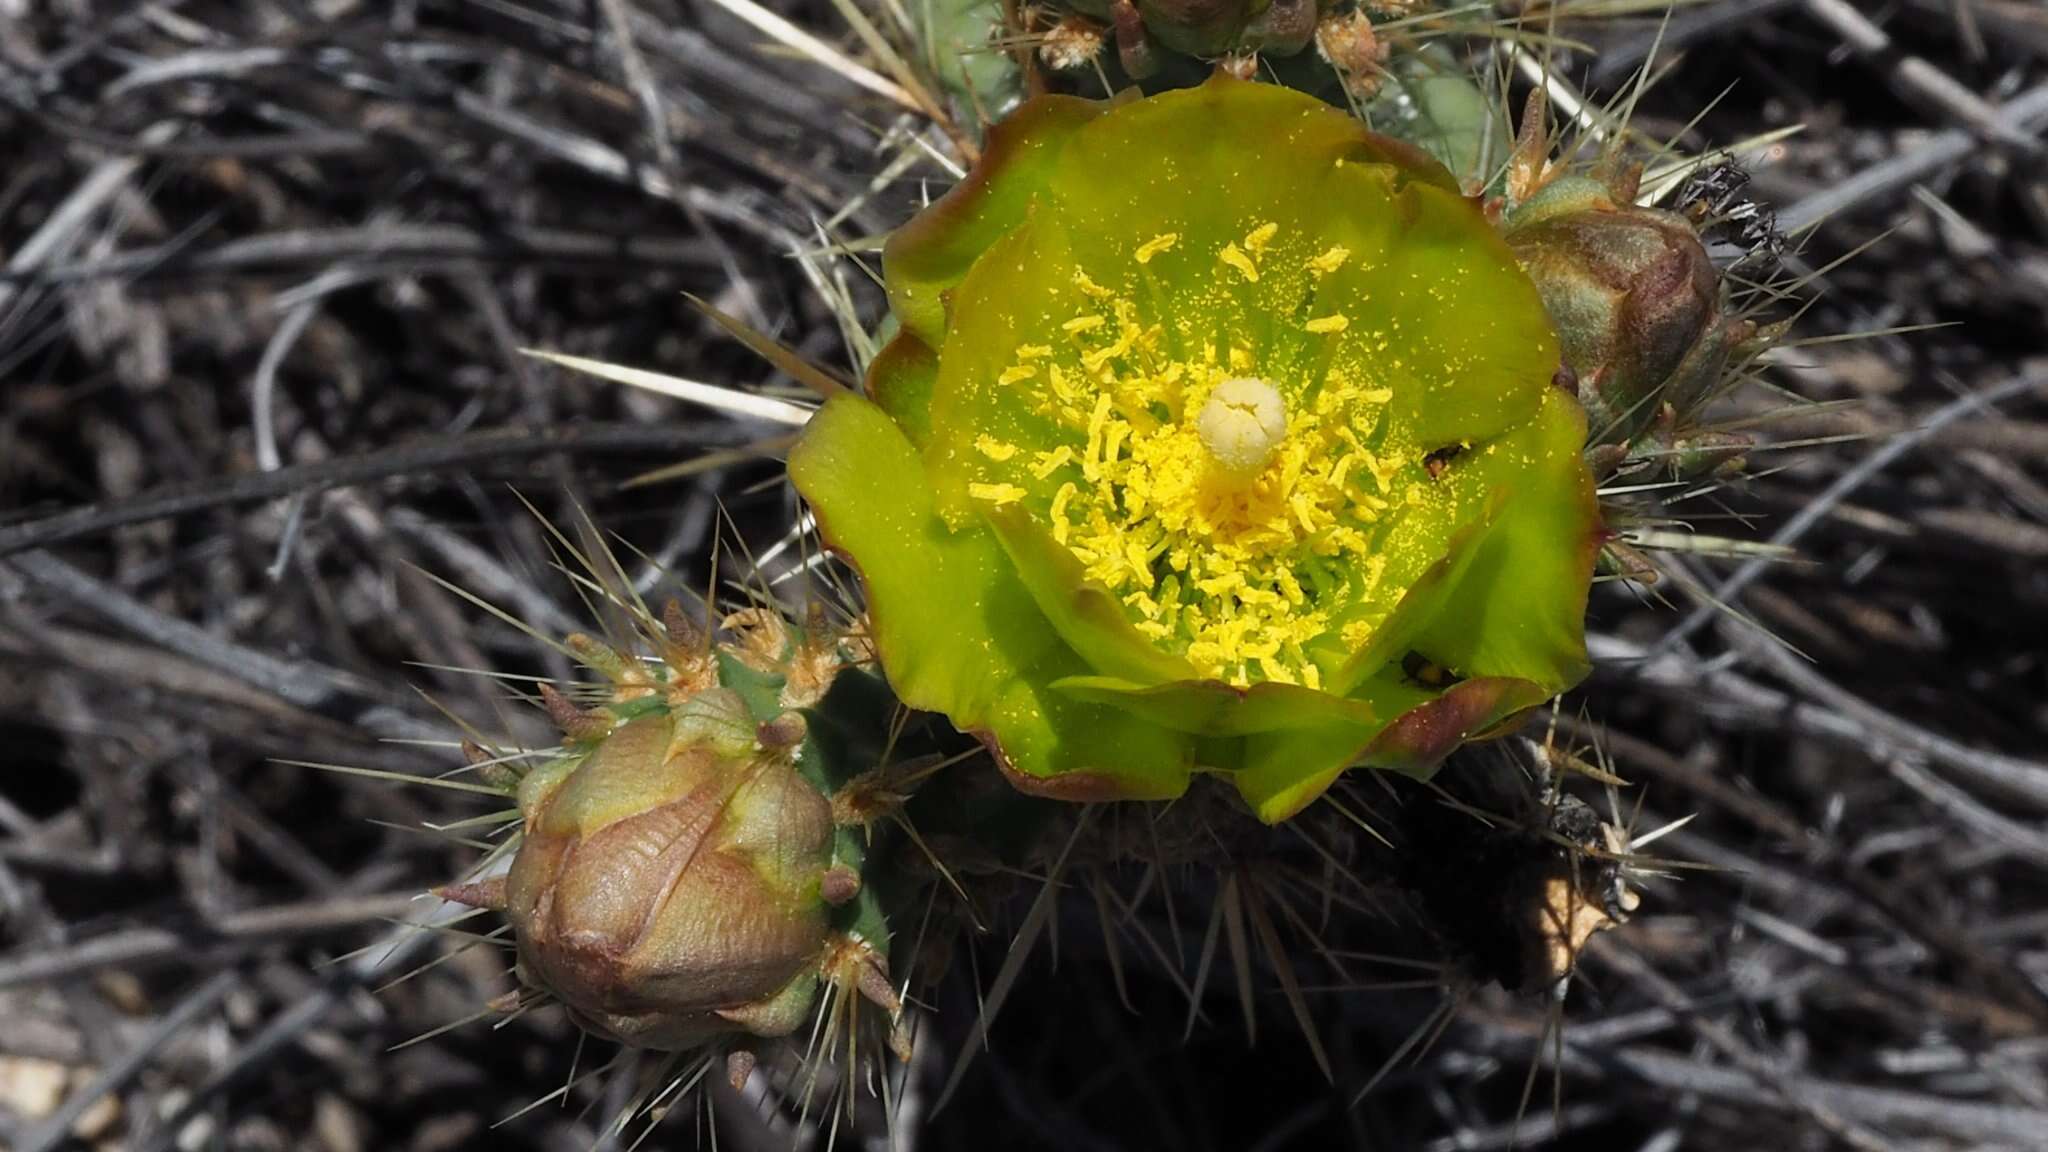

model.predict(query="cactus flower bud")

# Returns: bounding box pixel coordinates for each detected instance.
[504,696,836,1049]
[1504,174,1744,447]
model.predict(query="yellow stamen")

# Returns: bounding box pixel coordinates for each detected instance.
[1218,243,1259,282]
[1134,233,1180,264]
[968,483,1028,506]
[1032,446,1074,479]
[1310,245,1351,276]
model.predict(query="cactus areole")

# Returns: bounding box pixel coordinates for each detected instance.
[790,77,1600,822]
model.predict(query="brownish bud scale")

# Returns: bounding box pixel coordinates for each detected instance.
[538,682,614,742]
[1504,175,1738,446]
[504,706,837,1049]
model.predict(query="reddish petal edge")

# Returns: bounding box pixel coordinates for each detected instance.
[1361,677,1553,778]
[987,729,1175,802]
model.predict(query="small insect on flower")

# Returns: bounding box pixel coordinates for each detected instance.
[790,76,1601,823]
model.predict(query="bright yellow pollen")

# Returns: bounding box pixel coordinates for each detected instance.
[1218,243,1259,282]
[975,232,1424,687]
[1134,233,1180,264]
[1031,446,1074,479]
[997,364,1037,386]
[968,482,1028,506]
[1310,246,1351,276]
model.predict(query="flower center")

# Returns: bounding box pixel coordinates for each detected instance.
[964,223,1442,688]
[1197,377,1287,477]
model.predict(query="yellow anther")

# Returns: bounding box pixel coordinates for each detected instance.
[1101,420,1129,468]
[1305,314,1350,334]
[968,483,1028,506]
[1063,315,1106,334]
[1218,243,1259,282]
[1310,245,1351,276]
[1031,446,1074,479]
[1134,233,1180,264]
[1197,377,1288,476]
[998,364,1037,386]
[1244,222,1279,255]
[975,435,1019,461]
[1051,482,1078,540]
[1083,392,1114,480]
